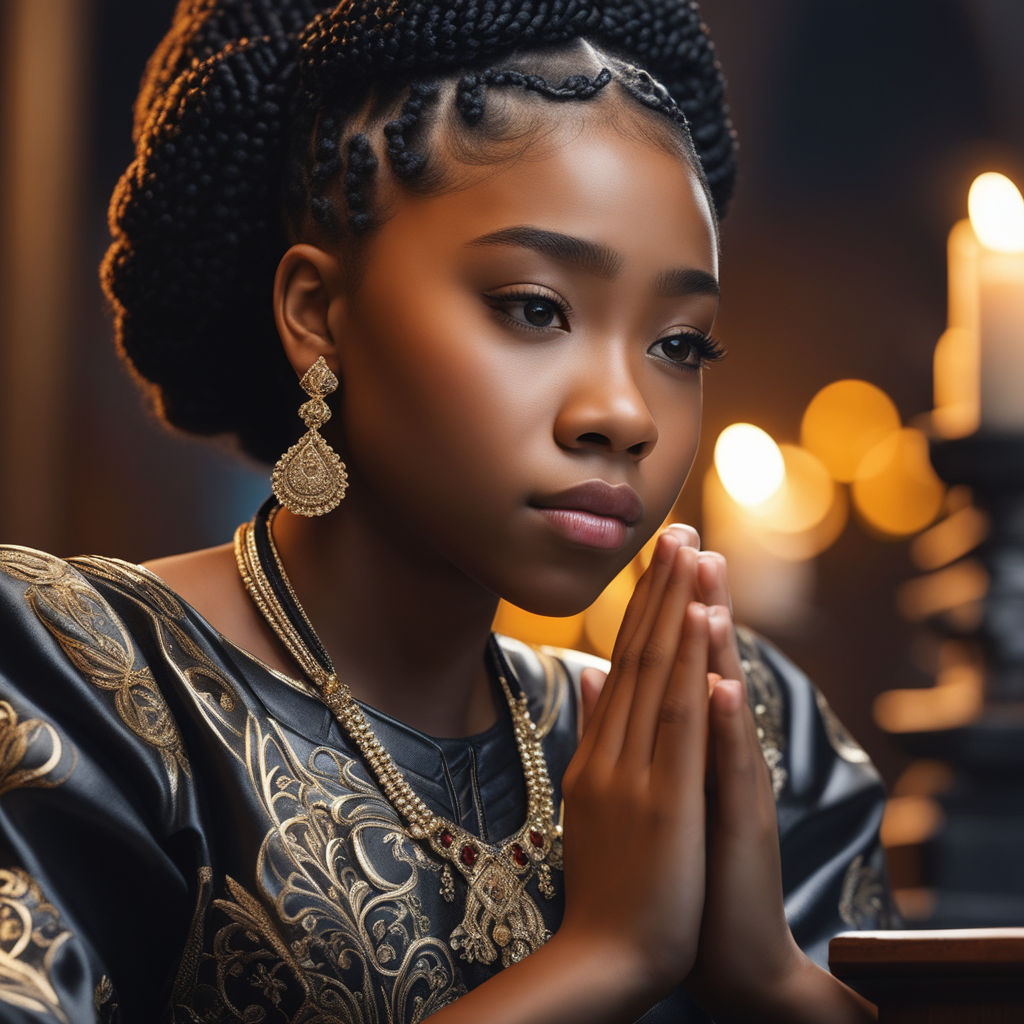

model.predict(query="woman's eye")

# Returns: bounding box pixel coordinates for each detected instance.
[483,290,571,332]
[522,298,559,327]
[650,332,726,369]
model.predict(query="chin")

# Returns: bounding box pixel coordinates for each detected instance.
[496,567,619,620]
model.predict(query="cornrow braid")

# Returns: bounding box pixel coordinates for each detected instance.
[384,81,442,180]
[343,134,379,235]
[454,67,613,125]
[309,112,344,230]
[297,0,734,212]
[104,0,737,464]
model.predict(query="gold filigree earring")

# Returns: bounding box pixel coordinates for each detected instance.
[272,356,349,517]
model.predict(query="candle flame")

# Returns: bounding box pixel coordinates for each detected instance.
[968,172,1024,252]
[714,424,785,508]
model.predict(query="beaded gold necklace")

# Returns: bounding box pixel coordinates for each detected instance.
[233,500,563,967]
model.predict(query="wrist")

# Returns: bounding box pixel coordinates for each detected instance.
[548,923,668,1011]
[701,949,877,1024]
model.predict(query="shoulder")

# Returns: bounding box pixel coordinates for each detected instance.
[0,543,201,815]
[495,633,589,742]
[736,625,883,809]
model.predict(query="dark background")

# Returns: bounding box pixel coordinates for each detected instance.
[1,0,1022,792]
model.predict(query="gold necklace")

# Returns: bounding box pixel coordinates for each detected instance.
[233,501,563,967]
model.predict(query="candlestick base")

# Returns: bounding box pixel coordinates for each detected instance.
[881,432,1024,926]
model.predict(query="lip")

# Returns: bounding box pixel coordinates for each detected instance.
[531,480,645,526]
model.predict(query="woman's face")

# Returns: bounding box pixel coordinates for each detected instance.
[330,117,719,615]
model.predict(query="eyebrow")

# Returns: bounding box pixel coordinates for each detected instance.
[466,225,719,297]
[468,226,621,278]
[654,267,720,298]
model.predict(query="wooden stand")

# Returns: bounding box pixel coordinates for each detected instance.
[829,929,1024,1023]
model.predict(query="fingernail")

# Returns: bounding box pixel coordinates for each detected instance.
[666,523,700,548]
[708,604,731,623]
[713,678,743,713]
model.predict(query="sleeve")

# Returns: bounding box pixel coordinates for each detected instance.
[0,546,200,1022]
[737,627,899,968]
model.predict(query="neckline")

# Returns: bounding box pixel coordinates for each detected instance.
[123,557,509,746]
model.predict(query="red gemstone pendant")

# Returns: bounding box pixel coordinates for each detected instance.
[529,829,543,847]
[461,844,477,867]
[440,830,453,848]
[511,843,528,866]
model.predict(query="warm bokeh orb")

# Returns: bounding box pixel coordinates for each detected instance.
[852,427,946,537]
[752,444,848,560]
[713,424,785,508]
[800,379,901,483]
[751,444,835,535]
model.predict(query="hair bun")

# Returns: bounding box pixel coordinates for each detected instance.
[103,3,329,463]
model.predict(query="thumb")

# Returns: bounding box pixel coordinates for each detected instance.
[578,666,607,738]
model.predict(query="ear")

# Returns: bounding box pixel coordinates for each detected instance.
[273,243,348,378]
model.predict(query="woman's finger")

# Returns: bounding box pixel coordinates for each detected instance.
[707,604,744,684]
[578,666,607,738]
[665,522,700,550]
[609,524,697,665]
[650,601,710,786]
[696,551,733,615]
[619,544,701,766]
[573,530,681,765]
[709,676,775,831]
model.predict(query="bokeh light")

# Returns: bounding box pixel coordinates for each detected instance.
[753,445,849,560]
[852,427,946,536]
[794,380,901,483]
[748,444,835,534]
[800,380,901,483]
[968,172,1024,252]
[713,424,785,507]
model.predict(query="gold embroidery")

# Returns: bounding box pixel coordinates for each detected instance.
[0,700,75,796]
[0,868,72,1024]
[174,717,468,1023]
[736,626,787,798]
[814,689,870,764]
[93,974,119,1022]
[839,854,891,929]
[0,547,191,797]
[170,866,214,1010]
[71,558,244,750]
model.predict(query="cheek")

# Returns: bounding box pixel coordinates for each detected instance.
[644,383,703,513]
[337,299,526,496]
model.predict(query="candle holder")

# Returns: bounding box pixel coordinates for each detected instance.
[882,430,1024,926]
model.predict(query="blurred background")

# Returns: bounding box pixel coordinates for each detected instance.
[2,0,1023,920]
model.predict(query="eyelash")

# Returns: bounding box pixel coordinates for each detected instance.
[482,288,727,370]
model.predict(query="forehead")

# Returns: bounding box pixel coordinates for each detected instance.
[372,121,719,278]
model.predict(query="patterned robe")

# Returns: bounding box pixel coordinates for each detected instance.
[0,544,894,1022]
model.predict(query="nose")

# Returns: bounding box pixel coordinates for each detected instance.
[553,351,658,460]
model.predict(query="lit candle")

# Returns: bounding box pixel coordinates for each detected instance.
[968,173,1024,433]
[933,218,980,436]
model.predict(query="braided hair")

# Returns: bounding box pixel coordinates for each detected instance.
[102,0,737,465]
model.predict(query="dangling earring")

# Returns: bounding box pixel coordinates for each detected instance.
[272,356,349,517]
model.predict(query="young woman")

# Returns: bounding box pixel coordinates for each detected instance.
[0,1,893,1021]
